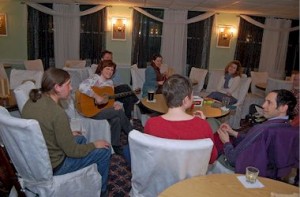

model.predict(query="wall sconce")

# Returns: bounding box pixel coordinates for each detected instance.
[112,17,127,40]
[217,25,236,48]
[218,26,235,40]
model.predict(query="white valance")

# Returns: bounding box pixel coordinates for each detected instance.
[133,7,215,24]
[26,2,106,17]
[240,15,299,32]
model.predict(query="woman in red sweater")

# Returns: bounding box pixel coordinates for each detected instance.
[144,74,218,164]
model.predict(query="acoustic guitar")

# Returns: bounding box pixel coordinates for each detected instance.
[75,86,141,117]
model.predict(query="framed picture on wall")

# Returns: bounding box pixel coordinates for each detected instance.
[0,13,7,36]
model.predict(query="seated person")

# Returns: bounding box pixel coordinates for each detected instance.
[142,53,167,98]
[22,68,111,196]
[207,60,242,105]
[100,50,140,119]
[215,89,297,169]
[79,60,133,155]
[144,74,218,164]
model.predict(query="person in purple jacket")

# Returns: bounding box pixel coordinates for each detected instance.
[216,89,297,168]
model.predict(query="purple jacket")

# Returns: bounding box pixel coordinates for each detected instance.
[223,119,291,167]
[235,123,299,179]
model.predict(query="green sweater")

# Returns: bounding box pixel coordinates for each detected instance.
[22,95,95,169]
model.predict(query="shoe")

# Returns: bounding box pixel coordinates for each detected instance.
[112,145,123,155]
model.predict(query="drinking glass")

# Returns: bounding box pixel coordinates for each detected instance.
[147,90,155,101]
[246,166,259,183]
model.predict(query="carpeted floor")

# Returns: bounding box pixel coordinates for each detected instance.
[107,118,144,197]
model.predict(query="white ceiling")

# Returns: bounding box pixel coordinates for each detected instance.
[23,0,299,19]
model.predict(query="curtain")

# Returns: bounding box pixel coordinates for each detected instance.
[80,6,106,66]
[161,9,187,75]
[234,16,265,76]
[27,4,54,70]
[259,18,291,79]
[285,20,299,76]
[186,11,214,75]
[53,4,80,68]
[131,8,164,68]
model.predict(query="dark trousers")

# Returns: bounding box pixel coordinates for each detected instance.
[114,84,139,119]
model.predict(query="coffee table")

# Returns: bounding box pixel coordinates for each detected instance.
[141,94,230,118]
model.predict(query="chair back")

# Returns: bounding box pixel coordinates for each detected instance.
[250,71,268,97]
[206,69,224,93]
[65,60,86,68]
[13,81,36,112]
[235,76,252,106]
[265,77,293,95]
[189,67,208,94]
[9,69,43,89]
[129,130,213,197]
[130,64,145,98]
[63,67,89,90]
[24,59,44,71]
[0,106,53,183]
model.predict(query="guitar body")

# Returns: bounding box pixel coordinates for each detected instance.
[75,86,115,117]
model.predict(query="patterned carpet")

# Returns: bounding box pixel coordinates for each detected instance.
[107,118,144,197]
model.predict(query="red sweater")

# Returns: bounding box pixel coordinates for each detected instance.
[144,116,218,164]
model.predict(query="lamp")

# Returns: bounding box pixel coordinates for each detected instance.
[112,17,127,40]
[218,25,235,40]
[112,18,127,32]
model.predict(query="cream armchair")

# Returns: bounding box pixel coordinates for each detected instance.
[0,106,102,197]
[129,130,213,197]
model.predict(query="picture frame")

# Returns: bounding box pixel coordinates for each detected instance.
[112,18,126,41]
[0,13,7,36]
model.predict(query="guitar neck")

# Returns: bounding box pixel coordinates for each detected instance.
[109,91,135,99]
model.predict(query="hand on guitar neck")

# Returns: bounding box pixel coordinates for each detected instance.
[75,86,141,117]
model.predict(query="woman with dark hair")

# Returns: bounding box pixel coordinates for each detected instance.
[142,53,167,97]
[207,60,242,105]
[22,68,111,196]
[79,60,133,155]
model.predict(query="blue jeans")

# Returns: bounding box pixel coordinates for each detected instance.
[53,136,111,192]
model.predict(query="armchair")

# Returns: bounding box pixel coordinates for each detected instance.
[0,106,102,197]
[129,130,213,197]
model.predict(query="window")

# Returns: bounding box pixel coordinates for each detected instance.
[234,16,265,76]
[80,6,106,66]
[27,4,54,69]
[186,11,214,75]
[131,8,164,68]
[285,20,299,76]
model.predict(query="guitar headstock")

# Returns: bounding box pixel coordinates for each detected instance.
[134,88,141,95]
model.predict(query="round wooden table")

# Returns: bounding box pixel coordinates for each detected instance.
[159,174,299,197]
[141,94,230,118]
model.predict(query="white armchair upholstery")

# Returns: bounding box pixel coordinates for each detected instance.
[9,69,43,89]
[62,67,90,91]
[0,106,101,197]
[130,64,145,99]
[129,130,213,197]
[200,69,224,97]
[228,76,252,129]
[13,81,36,112]
[24,59,44,71]
[265,77,293,94]
[189,67,208,95]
